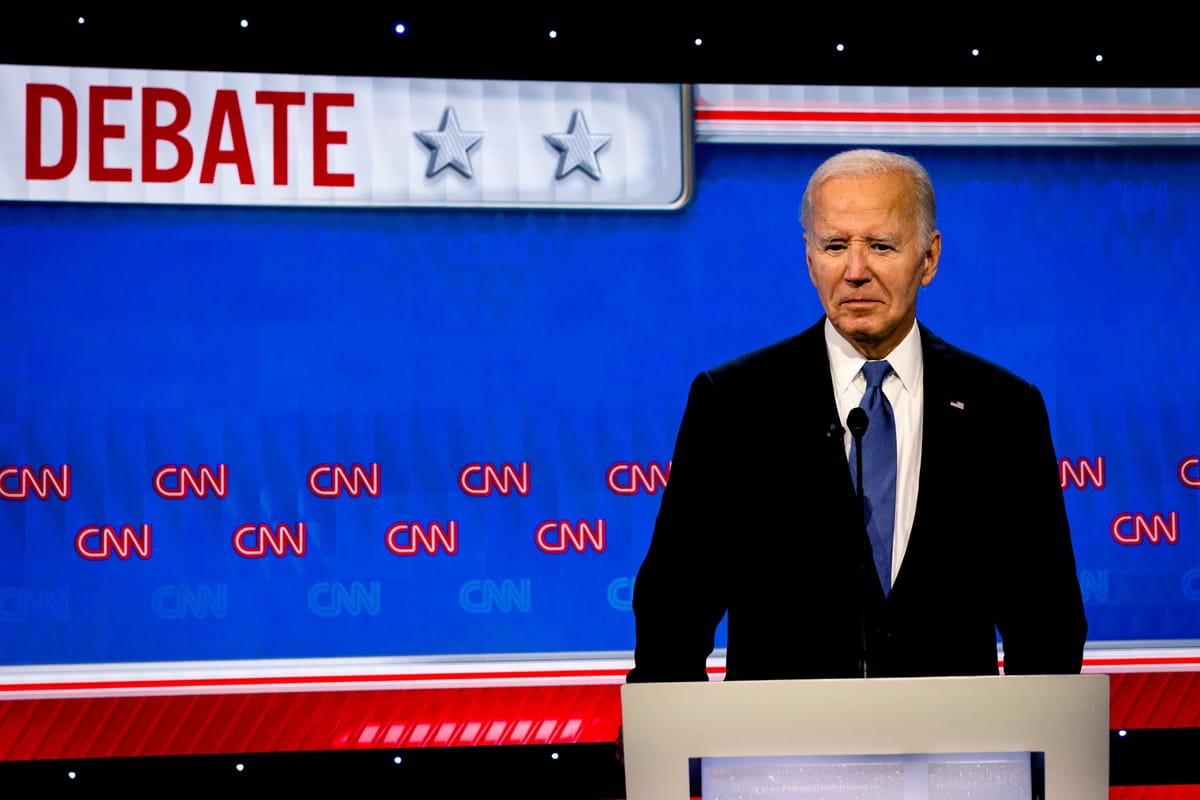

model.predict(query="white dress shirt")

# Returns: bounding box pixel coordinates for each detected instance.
[824,318,924,587]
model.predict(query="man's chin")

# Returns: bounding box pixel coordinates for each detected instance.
[831,320,882,343]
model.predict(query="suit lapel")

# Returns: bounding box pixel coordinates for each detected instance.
[777,320,874,562]
[895,325,969,592]
[792,318,856,472]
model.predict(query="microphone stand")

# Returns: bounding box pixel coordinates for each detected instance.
[847,408,870,679]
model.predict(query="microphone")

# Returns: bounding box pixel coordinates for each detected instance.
[847,407,869,444]
[847,406,870,678]
[847,407,869,500]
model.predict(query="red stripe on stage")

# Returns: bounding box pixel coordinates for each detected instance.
[1110,673,1200,728]
[1089,657,1200,667]
[1110,788,1200,799]
[0,685,625,760]
[695,109,1200,125]
[6,655,1200,696]
[0,667,632,694]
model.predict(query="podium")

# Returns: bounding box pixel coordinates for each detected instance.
[621,674,1109,798]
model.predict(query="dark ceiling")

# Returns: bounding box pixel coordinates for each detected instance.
[2,7,1192,87]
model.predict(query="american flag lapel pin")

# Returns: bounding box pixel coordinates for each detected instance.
[949,400,965,410]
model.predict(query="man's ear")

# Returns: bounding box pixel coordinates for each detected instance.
[804,235,818,287]
[920,231,941,287]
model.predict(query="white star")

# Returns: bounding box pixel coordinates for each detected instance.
[545,110,611,181]
[415,107,483,179]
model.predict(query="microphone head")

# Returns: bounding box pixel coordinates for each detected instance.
[847,407,870,437]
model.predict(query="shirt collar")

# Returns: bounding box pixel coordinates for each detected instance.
[824,317,923,397]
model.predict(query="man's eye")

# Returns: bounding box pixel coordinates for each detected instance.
[872,243,894,252]
[826,244,846,253]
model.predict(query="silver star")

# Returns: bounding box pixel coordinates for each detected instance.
[415,107,483,178]
[545,110,611,181]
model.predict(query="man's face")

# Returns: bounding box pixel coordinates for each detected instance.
[805,171,941,359]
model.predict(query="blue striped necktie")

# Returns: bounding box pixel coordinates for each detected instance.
[849,360,897,597]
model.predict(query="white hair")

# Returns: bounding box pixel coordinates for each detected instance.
[800,149,937,248]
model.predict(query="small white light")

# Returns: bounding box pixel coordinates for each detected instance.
[548,30,557,39]
[393,755,403,764]
[240,19,249,29]
[1118,729,1127,737]
[68,771,77,779]
[971,48,980,56]
[77,17,84,24]
[394,22,407,35]
[694,38,702,46]
[1095,54,1103,62]
[551,752,559,760]
[235,763,244,772]
[836,43,845,52]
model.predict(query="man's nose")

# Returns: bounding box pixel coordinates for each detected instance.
[844,244,871,282]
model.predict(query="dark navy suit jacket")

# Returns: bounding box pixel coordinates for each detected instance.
[627,319,1087,682]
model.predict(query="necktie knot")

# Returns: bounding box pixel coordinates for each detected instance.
[862,360,892,390]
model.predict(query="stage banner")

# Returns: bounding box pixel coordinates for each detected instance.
[2,64,691,208]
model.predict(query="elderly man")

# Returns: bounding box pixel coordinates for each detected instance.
[627,149,1087,683]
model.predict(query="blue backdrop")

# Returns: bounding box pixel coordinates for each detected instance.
[2,143,1198,664]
